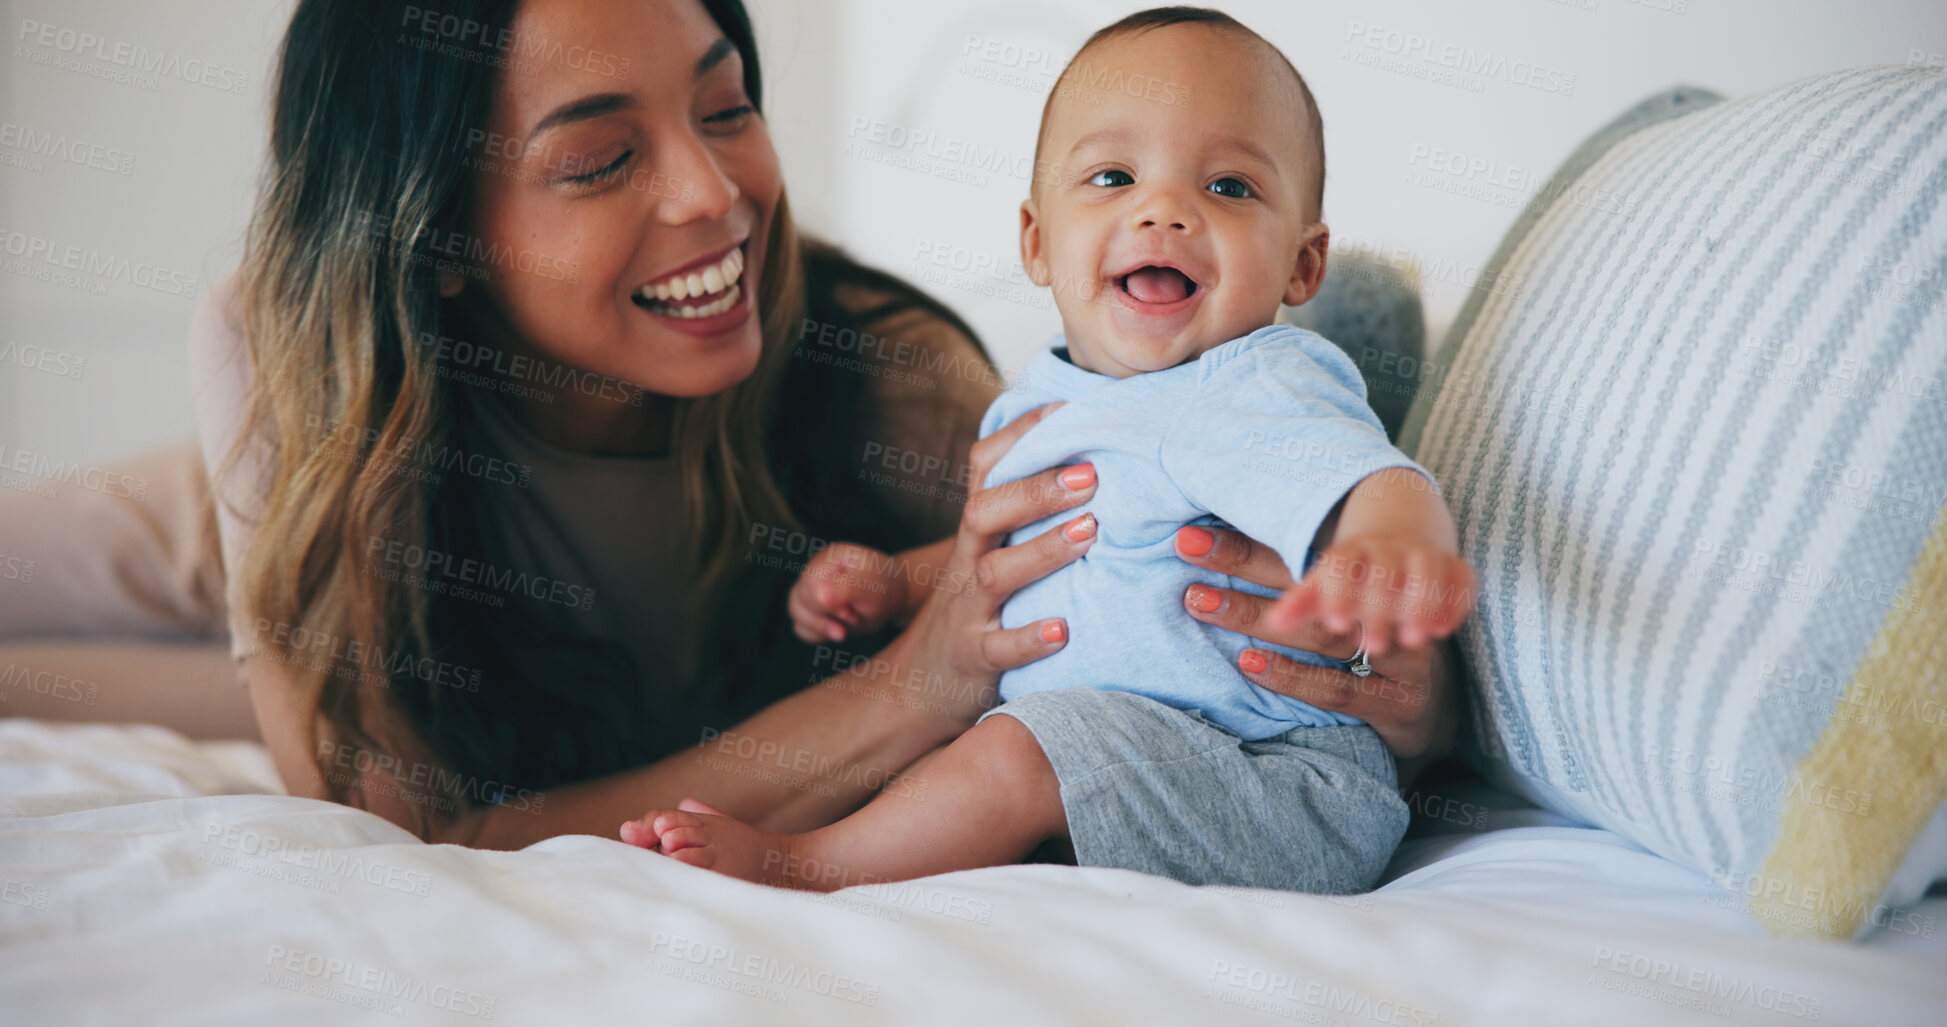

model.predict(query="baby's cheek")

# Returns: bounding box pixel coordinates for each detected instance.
[1217,253,1289,332]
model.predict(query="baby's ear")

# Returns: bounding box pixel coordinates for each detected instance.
[1019,198,1051,287]
[1282,222,1330,308]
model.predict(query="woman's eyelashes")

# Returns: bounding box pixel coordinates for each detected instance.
[555,103,754,190]
[564,151,630,187]
[702,103,756,130]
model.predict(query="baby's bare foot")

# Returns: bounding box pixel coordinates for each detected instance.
[621,799,801,886]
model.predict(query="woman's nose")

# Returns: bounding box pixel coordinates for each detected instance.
[655,135,739,225]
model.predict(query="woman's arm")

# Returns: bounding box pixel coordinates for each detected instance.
[447,626,963,845]
[233,555,995,841]
[443,649,950,845]
[444,403,1096,845]
[232,402,1095,846]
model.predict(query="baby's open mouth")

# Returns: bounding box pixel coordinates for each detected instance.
[1118,266,1198,305]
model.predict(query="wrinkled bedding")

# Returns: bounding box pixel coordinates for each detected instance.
[1,720,1940,1025]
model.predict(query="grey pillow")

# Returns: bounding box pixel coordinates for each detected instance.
[1284,253,1425,442]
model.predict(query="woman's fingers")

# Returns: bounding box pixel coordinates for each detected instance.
[1235,644,1438,757]
[893,402,1086,719]
[978,618,1071,674]
[961,461,1096,542]
[1183,583,1362,660]
[974,513,1097,606]
[1173,525,1297,591]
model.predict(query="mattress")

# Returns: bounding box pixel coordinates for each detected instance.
[1,719,1940,1025]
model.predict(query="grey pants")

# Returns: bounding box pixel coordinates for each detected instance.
[979,688,1408,894]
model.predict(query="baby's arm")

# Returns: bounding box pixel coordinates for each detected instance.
[1267,467,1473,656]
[1158,332,1473,660]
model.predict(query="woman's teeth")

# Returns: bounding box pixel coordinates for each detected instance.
[636,247,745,317]
[660,282,741,318]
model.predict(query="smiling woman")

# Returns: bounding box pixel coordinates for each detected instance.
[188,0,1107,846]
[451,15,784,410]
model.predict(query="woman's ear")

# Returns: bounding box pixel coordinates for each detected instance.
[438,269,466,298]
[1282,222,1330,308]
[1020,198,1051,287]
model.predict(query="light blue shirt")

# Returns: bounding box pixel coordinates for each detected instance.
[979,324,1429,741]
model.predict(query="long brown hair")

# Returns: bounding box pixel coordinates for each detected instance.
[223,0,881,834]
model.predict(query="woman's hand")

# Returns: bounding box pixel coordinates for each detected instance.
[1174,524,1462,784]
[874,402,1098,727]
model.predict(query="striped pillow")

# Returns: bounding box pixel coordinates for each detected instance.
[1399,67,1947,940]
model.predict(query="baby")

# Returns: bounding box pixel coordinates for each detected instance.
[623,7,1474,894]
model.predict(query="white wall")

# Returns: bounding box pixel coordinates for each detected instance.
[803,0,1947,378]
[3,0,1941,466]
[1,0,292,467]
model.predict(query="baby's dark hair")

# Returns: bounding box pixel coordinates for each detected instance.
[1033,6,1326,218]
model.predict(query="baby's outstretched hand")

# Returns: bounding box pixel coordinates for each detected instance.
[1268,535,1475,657]
[788,542,910,644]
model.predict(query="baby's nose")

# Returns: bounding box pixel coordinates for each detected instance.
[1134,192,1196,231]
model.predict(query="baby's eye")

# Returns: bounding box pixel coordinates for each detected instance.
[1207,177,1252,199]
[1087,169,1134,188]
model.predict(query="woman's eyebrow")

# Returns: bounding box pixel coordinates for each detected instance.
[522,39,738,146]
[526,93,636,146]
[695,37,736,79]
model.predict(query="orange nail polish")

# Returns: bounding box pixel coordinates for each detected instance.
[1060,463,1096,490]
[1185,584,1221,614]
[1040,621,1067,643]
[1063,513,1097,542]
[1239,649,1267,674]
[1176,525,1215,556]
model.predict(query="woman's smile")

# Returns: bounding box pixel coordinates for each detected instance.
[630,239,752,335]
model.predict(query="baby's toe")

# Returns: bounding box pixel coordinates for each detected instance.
[657,824,713,854]
[662,837,718,870]
[619,819,657,848]
[651,810,702,835]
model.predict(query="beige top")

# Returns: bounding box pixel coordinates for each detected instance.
[187,267,1000,773]
[186,270,273,651]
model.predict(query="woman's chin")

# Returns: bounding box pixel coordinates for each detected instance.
[624,329,765,398]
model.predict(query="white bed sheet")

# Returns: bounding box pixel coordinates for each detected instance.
[1,720,1940,1026]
